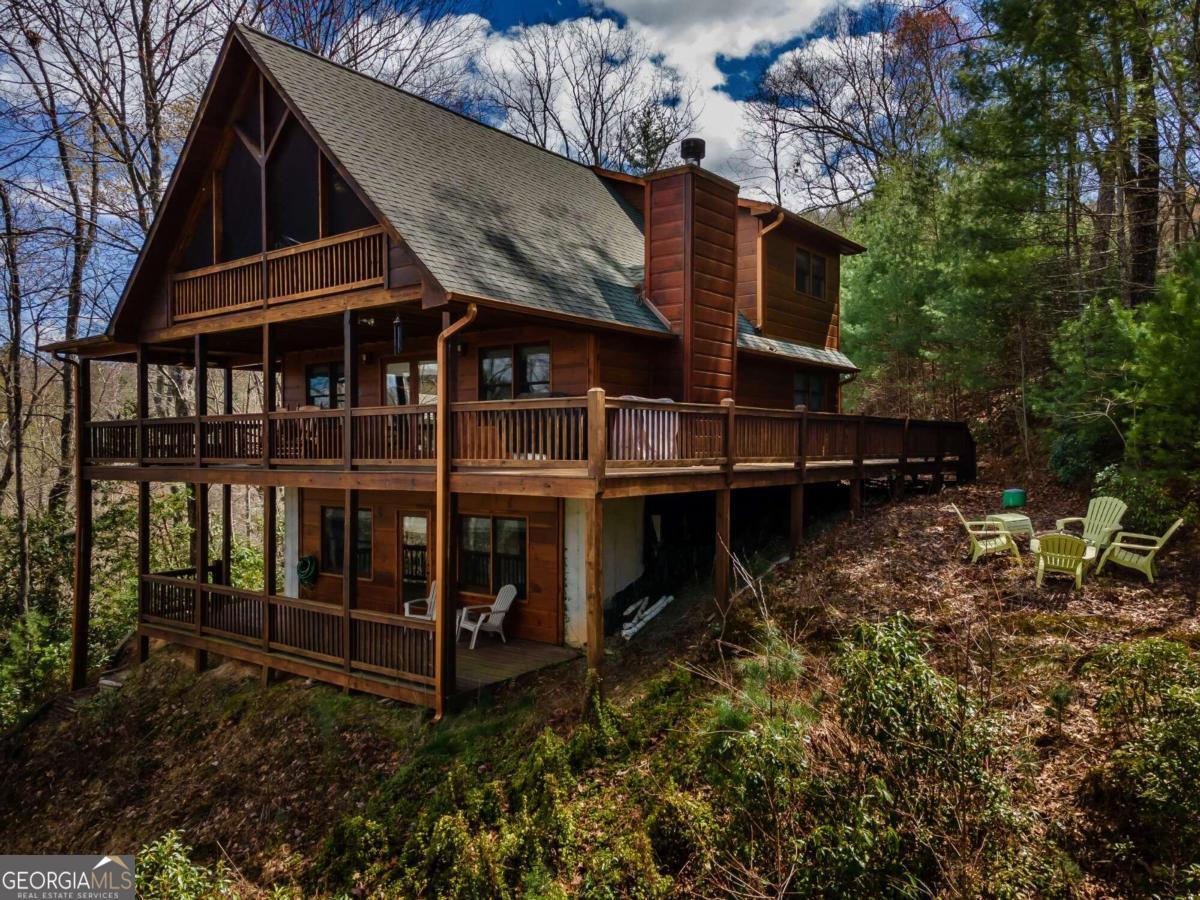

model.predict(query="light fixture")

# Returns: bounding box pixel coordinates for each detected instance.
[392,313,403,354]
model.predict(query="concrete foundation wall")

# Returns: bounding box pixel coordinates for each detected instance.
[562,496,645,649]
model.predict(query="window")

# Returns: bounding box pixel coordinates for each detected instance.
[479,344,551,400]
[794,249,827,299]
[306,362,344,409]
[321,507,373,576]
[793,372,829,412]
[401,514,429,602]
[221,140,262,262]
[266,118,319,250]
[384,359,437,405]
[458,515,527,598]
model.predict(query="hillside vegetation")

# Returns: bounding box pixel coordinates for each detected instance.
[1,479,1196,898]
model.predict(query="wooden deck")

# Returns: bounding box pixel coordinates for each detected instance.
[456,638,580,692]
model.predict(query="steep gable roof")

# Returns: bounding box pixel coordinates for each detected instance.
[236,27,663,333]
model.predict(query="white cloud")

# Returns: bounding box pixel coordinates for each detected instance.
[589,0,833,174]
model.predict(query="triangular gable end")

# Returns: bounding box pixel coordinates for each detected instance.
[109,26,445,341]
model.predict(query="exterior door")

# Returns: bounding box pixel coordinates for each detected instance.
[399,512,430,602]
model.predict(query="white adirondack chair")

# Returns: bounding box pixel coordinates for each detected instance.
[403,582,437,621]
[457,584,517,649]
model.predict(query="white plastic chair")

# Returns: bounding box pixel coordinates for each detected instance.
[403,582,437,621]
[457,584,517,649]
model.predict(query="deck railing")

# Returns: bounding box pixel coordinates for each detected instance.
[85,394,974,476]
[171,226,387,321]
[139,573,435,686]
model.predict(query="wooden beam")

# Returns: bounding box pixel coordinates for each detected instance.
[262,323,274,467]
[343,488,358,674]
[69,359,92,691]
[714,488,731,612]
[263,485,276,655]
[343,309,357,470]
[135,344,148,464]
[789,483,804,554]
[193,334,207,468]
[194,482,208,635]
[585,496,604,671]
[587,387,606,484]
[434,304,477,715]
[221,364,233,583]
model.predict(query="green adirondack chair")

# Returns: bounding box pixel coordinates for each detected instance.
[1033,532,1091,589]
[952,504,1021,563]
[1056,496,1127,549]
[1096,518,1183,584]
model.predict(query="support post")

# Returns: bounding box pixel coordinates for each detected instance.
[194,482,208,635]
[135,343,148,464]
[194,334,207,467]
[69,359,92,691]
[934,422,946,493]
[137,480,150,663]
[851,414,865,519]
[789,483,805,554]
[342,488,358,674]
[434,305,476,715]
[722,397,736,482]
[896,416,910,498]
[221,364,232,583]
[263,485,276,652]
[714,488,731,611]
[343,310,357,470]
[261,323,274,467]
[585,496,604,670]
[587,387,606,484]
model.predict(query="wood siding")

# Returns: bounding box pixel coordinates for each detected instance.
[760,221,841,349]
[299,488,562,643]
[735,209,759,324]
[644,168,738,403]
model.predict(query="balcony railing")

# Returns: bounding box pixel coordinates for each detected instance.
[139,573,435,687]
[85,395,974,476]
[171,226,387,321]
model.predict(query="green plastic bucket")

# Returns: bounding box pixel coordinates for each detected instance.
[1002,488,1027,508]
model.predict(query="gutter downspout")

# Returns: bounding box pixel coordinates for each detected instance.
[433,303,477,720]
[755,209,786,329]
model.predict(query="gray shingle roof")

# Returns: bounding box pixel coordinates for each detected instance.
[737,314,858,371]
[238,27,664,333]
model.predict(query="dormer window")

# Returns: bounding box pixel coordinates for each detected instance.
[795,249,827,300]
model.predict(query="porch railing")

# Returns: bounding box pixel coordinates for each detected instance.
[139,573,435,686]
[171,226,387,321]
[85,394,975,476]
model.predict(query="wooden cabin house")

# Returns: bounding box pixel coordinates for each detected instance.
[49,26,974,713]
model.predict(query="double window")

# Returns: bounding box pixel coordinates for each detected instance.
[320,506,373,577]
[480,344,551,400]
[794,249,827,300]
[458,515,527,598]
[793,372,830,412]
[384,359,437,405]
[306,362,345,409]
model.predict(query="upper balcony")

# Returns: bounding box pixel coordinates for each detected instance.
[82,394,974,495]
[171,226,388,322]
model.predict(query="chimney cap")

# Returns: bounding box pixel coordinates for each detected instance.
[681,137,706,166]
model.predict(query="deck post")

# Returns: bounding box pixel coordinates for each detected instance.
[587,387,606,484]
[934,422,946,493]
[263,485,276,653]
[135,343,148,464]
[261,323,274,467]
[194,334,207,467]
[137,480,150,664]
[343,310,357,470]
[851,413,865,518]
[194,482,208,639]
[342,488,358,674]
[714,488,731,611]
[69,358,92,691]
[221,364,232,584]
[895,416,910,499]
[434,305,477,715]
[789,484,804,554]
[722,397,736,482]
[585,496,604,670]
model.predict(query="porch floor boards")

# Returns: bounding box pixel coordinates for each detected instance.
[455,638,580,692]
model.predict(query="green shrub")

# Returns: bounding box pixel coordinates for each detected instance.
[1093,465,1195,535]
[0,611,69,731]
[578,828,671,900]
[136,831,232,899]
[645,783,716,875]
[1091,639,1199,736]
